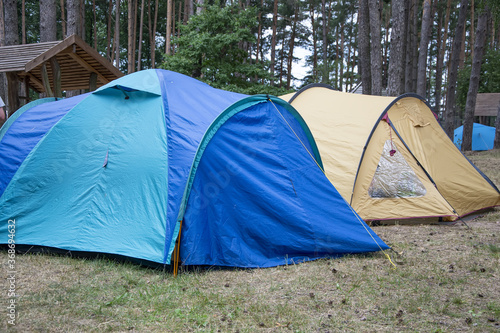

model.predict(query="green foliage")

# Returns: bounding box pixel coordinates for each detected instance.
[161,2,283,95]
[456,48,500,119]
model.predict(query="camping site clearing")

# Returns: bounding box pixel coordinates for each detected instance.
[1,150,500,332]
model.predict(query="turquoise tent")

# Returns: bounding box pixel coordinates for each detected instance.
[454,123,495,151]
[0,69,388,268]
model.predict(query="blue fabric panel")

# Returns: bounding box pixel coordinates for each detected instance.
[454,123,495,151]
[0,94,89,196]
[155,69,247,263]
[271,101,317,164]
[0,89,169,263]
[0,98,58,141]
[181,102,388,268]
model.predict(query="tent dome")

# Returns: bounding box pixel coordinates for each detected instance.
[283,85,500,222]
[0,70,388,267]
[454,123,495,151]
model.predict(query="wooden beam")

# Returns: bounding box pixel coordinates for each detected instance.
[25,35,123,78]
[89,72,98,91]
[26,73,44,92]
[50,57,62,97]
[25,39,71,72]
[41,63,54,97]
[66,52,110,84]
[67,34,123,77]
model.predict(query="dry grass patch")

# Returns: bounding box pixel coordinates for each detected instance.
[464,149,500,186]
[1,150,500,332]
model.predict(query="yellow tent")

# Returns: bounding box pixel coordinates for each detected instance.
[281,85,500,222]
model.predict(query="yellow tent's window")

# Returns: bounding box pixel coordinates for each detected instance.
[368,140,427,198]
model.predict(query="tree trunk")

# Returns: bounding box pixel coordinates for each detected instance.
[40,0,57,42]
[368,0,382,95]
[188,0,194,17]
[178,1,182,43]
[321,0,328,84]
[80,0,85,39]
[459,18,467,68]
[22,0,26,43]
[128,0,135,73]
[255,0,263,65]
[4,0,18,46]
[147,0,152,66]
[93,0,97,49]
[151,0,159,67]
[416,0,432,97]
[410,0,418,92]
[196,0,203,14]
[106,0,113,60]
[132,0,138,68]
[0,0,4,45]
[137,0,144,71]
[461,8,489,151]
[67,0,81,36]
[4,0,19,114]
[310,0,318,81]
[443,0,469,139]
[60,0,66,37]
[172,0,176,54]
[405,0,418,92]
[279,33,285,88]
[115,0,121,68]
[383,4,390,89]
[166,0,172,55]
[270,0,278,86]
[286,3,299,90]
[339,21,345,91]
[470,0,474,60]
[183,0,190,23]
[434,0,451,113]
[358,0,371,94]
[387,0,406,96]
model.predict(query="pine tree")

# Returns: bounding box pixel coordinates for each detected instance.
[387,0,407,96]
[462,7,489,151]
[443,0,469,139]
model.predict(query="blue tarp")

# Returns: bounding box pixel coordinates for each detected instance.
[0,69,388,267]
[454,123,495,151]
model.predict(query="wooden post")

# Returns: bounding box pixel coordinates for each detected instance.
[24,76,30,104]
[6,72,19,115]
[50,57,62,97]
[41,63,54,97]
[89,72,98,91]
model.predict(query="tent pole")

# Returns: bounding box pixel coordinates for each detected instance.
[173,220,183,277]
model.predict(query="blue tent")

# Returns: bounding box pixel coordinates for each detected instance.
[0,69,388,268]
[454,123,495,151]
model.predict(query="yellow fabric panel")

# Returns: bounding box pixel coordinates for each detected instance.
[283,88,499,220]
[352,121,456,220]
[388,97,500,216]
[282,88,393,200]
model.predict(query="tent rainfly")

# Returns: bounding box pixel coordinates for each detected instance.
[282,84,500,222]
[0,70,388,268]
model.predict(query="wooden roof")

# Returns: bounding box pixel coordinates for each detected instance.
[0,34,123,93]
[475,93,500,117]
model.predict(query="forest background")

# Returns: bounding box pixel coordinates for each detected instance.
[1,0,500,150]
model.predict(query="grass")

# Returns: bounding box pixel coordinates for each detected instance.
[2,150,500,332]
